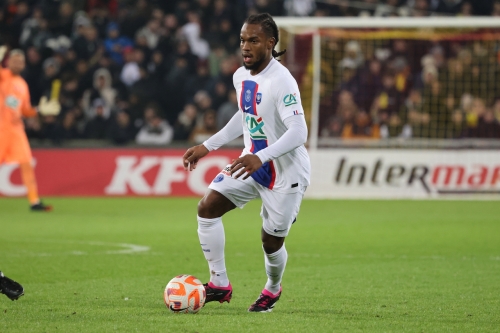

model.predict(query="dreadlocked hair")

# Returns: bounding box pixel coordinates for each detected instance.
[245,13,286,60]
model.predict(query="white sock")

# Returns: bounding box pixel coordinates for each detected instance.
[197,216,229,287]
[264,245,287,295]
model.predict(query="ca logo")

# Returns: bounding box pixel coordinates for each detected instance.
[283,93,297,107]
[245,115,266,140]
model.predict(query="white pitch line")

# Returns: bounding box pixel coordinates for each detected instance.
[2,240,151,257]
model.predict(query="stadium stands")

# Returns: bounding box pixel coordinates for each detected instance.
[1,0,499,145]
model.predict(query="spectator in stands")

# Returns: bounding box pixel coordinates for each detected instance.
[493,98,500,123]
[374,0,401,17]
[22,46,43,104]
[422,80,448,138]
[284,0,316,16]
[59,108,82,140]
[493,1,500,16]
[136,104,173,145]
[82,68,117,115]
[185,63,213,103]
[38,57,60,99]
[339,40,364,71]
[136,19,161,50]
[182,11,210,60]
[60,73,80,109]
[104,22,133,66]
[129,66,158,105]
[29,18,53,49]
[120,47,141,87]
[210,80,229,110]
[371,71,402,135]
[72,25,100,61]
[358,59,382,112]
[458,1,473,16]
[217,90,238,130]
[55,1,75,38]
[189,109,217,144]
[341,110,380,139]
[476,109,500,138]
[464,97,487,137]
[147,50,168,83]
[84,98,111,139]
[406,89,428,138]
[173,103,198,141]
[108,111,135,145]
[321,116,344,138]
[19,6,44,47]
[193,90,214,115]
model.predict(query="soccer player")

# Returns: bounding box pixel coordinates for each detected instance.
[0,271,24,301]
[0,48,59,211]
[182,13,310,312]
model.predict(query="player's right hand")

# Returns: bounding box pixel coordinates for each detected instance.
[0,46,7,63]
[183,144,209,171]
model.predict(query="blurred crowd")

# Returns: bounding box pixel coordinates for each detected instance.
[318,35,500,139]
[1,0,499,146]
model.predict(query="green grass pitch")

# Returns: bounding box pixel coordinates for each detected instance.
[0,198,499,332]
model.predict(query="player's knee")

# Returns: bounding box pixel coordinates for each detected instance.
[262,232,284,254]
[197,196,222,219]
[197,197,213,218]
[197,190,235,218]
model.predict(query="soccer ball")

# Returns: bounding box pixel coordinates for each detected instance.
[164,274,206,313]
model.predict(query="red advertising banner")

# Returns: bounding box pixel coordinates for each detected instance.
[0,149,241,197]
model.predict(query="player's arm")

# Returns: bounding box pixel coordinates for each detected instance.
[20,90,37,118]
[183,111,243,171]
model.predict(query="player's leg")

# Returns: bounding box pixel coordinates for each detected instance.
[10,131,51,211]
[248,185,307,312]
[198,171,258,304]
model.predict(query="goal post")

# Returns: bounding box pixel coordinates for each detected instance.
[274,17,500,150]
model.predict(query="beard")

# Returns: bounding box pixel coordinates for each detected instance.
[243,55,266,71]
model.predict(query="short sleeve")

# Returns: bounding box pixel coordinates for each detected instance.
[273,72,304,122]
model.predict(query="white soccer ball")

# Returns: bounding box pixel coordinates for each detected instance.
[164,274,206,313]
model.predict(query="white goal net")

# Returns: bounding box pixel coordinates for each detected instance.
[274,17,500,149]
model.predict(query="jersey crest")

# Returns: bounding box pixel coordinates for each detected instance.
[5,95,20,109]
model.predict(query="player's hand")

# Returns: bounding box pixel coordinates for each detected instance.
[183,144,209,171]
[230,154,263,180]
[0,46,7,63]
[38,96,61,116]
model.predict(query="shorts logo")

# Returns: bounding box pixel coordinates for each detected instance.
[245,89,251,102]
[214,174,224,183]
[283,93,297,107]
[221,165,231,176]
[213,174,224,183]
[256,92,262,104]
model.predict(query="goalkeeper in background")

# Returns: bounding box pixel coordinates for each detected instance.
[0,47,60,211]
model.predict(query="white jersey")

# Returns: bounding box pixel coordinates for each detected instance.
[233,58,311,193]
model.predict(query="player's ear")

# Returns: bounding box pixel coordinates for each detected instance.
[267,37,275,50]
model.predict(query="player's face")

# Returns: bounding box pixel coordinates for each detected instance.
[7,54,26,75]
[240,23,273,74]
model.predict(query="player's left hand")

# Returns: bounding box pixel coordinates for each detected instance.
[230,154,263,180]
